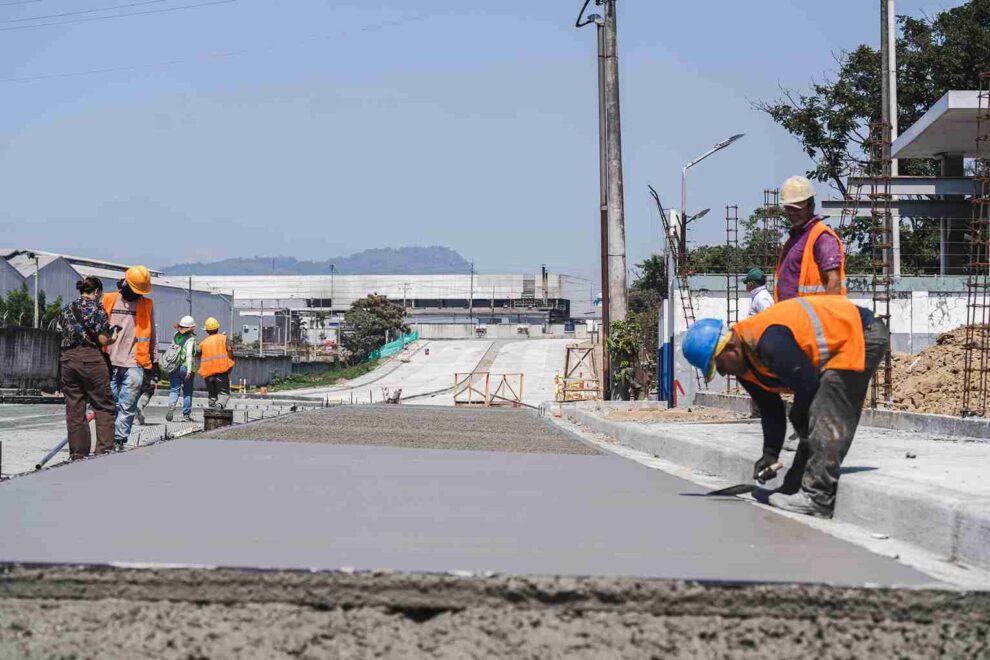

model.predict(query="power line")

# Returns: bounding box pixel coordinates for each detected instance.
[0,1,42,6]
[0,13,430,83]
[1,0,168,24]
[0,0,236,32]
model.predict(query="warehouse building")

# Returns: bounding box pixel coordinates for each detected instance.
[2,250,237,349]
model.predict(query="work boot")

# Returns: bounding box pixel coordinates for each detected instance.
[113,440,127,452]
[181,414,194,423]
[165,407,175,422]
[767,490,833,519]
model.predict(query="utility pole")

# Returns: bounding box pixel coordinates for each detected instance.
[880,0,901,276]
[284,308,289,356]
[330,264,335,318]
[259,300,264,357]
[576,1,615,398]
[603,0,628,328]
[32,253,39,329]
[188,277,193,317]
[469,261,475,323]
[229,290,235,337]
[595,10,611,399]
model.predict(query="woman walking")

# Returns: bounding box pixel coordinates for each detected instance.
[166,316,197,422]
[59,277,118,460]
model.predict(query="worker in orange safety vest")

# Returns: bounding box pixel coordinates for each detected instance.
[103,265,156,448]
[198,316,236,409]
[682,296,889,518]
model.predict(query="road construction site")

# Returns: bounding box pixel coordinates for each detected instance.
[5,402,990,657]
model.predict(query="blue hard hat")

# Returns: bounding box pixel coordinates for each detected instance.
[682,318,725,381]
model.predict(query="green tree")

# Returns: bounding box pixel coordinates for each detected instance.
[340,294,408,364]
[756,0,990,190]
[0,286,63,328]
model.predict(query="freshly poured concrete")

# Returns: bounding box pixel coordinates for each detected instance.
[204,404,599,454]
[0,434,926,585]
[486,338,571,405]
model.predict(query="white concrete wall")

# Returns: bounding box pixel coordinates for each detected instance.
[691,290,966,351]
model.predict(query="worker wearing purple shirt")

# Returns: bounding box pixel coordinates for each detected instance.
[774,176,846,301]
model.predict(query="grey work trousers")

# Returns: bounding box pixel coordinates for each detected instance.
[781,320,890,509]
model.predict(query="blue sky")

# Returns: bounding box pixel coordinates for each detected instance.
[0,0,961,276]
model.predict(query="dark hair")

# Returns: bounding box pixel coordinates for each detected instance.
[76,276,104,295]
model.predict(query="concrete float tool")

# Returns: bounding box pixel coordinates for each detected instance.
[36,411,96,470]
[699,462,783,497]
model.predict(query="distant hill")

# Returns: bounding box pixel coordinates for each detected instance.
[162,246,472,276]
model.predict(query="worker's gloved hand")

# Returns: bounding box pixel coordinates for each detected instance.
[753,452,780,483]
[150,363,161,381]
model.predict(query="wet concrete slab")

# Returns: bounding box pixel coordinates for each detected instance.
[0,438,927,586]
[202,404,600,454]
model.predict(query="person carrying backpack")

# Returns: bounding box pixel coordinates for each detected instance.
[165,316,197,422]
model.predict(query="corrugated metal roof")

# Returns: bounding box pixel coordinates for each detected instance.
[2,248,163,277]
[72,265,215,294]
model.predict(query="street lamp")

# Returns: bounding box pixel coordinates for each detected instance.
[665,133,745,408]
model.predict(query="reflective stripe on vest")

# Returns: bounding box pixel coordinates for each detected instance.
[798,279,849,295]
[795,298,829,373]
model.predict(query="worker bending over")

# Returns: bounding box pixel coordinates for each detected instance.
[775,176,847,302]
[683,296,888,518]
[199,317,236,409]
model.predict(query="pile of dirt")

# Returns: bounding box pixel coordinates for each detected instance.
[891,326,970,416]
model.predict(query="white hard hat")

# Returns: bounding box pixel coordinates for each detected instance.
[780,176,816,206]
[178,315,196,328]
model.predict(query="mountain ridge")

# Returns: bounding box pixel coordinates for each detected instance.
[162,246,472,276]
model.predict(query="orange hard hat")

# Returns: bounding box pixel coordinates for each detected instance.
[125,265,152,295]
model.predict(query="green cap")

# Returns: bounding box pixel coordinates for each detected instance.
[743,267,766,285]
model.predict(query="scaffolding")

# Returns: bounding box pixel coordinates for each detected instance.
[725,205,740,393]
[962,72,990,417]
[838,166,866,230]
[761,189,783,294]
[867,120,894,408]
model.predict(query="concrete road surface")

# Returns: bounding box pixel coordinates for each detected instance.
[0,405,927,586]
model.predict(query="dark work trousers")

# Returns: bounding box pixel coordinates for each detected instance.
[206,371,232,409]
[60,347,117,459]
[780,320,890,508]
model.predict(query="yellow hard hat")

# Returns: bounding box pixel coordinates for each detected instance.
[204,317,220,331]
[780,176,816,207]
[125,265,152,295]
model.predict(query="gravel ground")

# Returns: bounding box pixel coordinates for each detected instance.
[0,567,987,659]
[201,404,600,455]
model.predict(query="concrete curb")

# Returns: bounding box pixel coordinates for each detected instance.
[696,392,990,440]
[561,405,990,572]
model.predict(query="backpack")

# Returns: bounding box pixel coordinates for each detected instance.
[159,338,185,375]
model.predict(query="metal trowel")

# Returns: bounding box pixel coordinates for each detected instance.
[701,462,783,496]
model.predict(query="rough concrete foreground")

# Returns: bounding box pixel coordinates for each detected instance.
[0,567,987,658]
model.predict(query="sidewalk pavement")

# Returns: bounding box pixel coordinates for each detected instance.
[559,402,990,573]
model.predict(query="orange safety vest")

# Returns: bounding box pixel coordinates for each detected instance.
[734,296,866,393]
[103,292,154,369]
[774,220,848,302]
[199,333,235,377]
